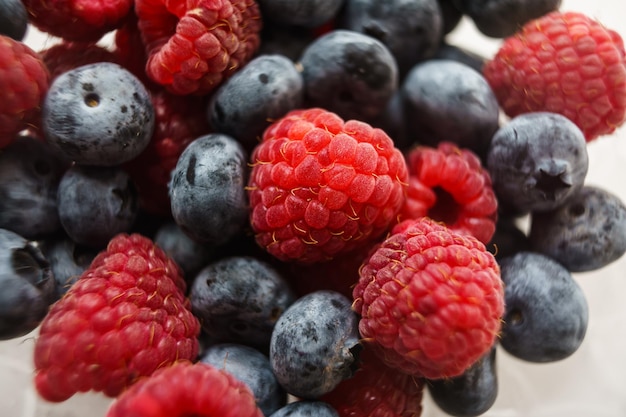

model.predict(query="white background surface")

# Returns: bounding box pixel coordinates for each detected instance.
[1,0,625,416]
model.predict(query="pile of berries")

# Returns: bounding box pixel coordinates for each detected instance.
[0,0,625,416]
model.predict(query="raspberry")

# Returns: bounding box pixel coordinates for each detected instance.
[483,11,626,141]
[0,35,49,148]
[33,233,201,402]
[247,107,409,264]
[40,41,119,81]
[399,141,498,244]
[22,0,133,42]
[105,361,264,417]
[135,0,263,95]
[322,344,425,417]
[352,217,504,379]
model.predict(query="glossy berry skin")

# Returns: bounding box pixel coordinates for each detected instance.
[0,0,28,40]
[43,62,155,166]
[401,59,500,158]
[0,136,69,239]
[498,252,588,363]
[353,218,504,379]
[190,256,295,349]
[199,343,287,416]
[247,108,408,264]
[486,112,589,214]
[169,133,248,247]
[154,221,214,281]
[299,30,398,122]
[258,0,343,28]
[105,361,264,417]
[57,165,139,250]
[529,185,626,272]
[33,234,200,402]
[269,290,361,399]
[207,54,304,151]
[270,401,339,417]
[483,11,626,141]
[0,228,55,340]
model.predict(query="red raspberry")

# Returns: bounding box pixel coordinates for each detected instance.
[0,36,49,149]
[399,142,498,245]
[40,41,119,81]
[22,0,133,42]
[352,217,504,379]
[33,234,201,402]
[247,108,409,264]
[322,344,425,417]
[135,0,263,95]
[483,11,626,141]
[105,361,263,417]
[123,88,211,217]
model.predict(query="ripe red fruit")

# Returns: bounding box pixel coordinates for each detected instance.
[247,107,409,264]
[483,11,626,141]
[353,217,504,379]
[33,234,201,402]
[399,141,498,244]
[135,0,263,95]
[40,41,119,81]
[105,361,264,417]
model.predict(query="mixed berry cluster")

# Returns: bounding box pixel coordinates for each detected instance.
[0,0,625,416]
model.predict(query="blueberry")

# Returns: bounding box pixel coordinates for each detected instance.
[529,185,626,272]
[0,0,28,40]
[0,136,69,239]
[433,43,486,74]
[43,62,155,166]
[269,290,361,399]
[169,133,248,247]
[437,0,463,36]
[57,165,139,249]
[258,0,345,28]
[487,216,531,260]
[401,59,499,158]
[269,400,339,417]
[199,343,287,415]
[369,91,411,151]
[190,256,296,349]
[154,221,214,281]
[0,228,55,339]
[258,24,315,62]
[487,112,589,214]
[498,252,588,363]
[207,54,304,151]
[339,0,442,76]
[299,29,398,121]
[428,346,498,417]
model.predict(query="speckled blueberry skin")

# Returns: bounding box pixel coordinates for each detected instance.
[487,112,589,214]
[190,256,296,349]
[199,343,287,416]
[269,290,361,399]
[299,29,398,122]
[258,0,345,28]
[207,54,304,151]
[43,62,154,166]
[529,185,626,272]
[169,133,248,247]
[0,0,28,40]
[498,252,589,363]
[0,136,69,239]
[0,228,55,340]
[269,400,339,417]
[57,165,139,249]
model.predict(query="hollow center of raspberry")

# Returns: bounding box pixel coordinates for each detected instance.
[428,187,460,225]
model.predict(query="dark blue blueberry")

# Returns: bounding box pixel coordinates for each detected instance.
[190,256,296,349]
[437,0,463,36]
[369,91,411,151]
[269,290,361,399]
[428,346,498,417]
[0,136,69,239]
[169,133,248,247]
[258,24,315,62]
[199,343,287,416]
[269,400,339,417]
[340,0,442,76]
[498,251,589,363]
[258,0,345,28]
[487,112,589,214]
[207,54,304,152]
[432,42,486,74]
[529,185,626,272]
[487,216,531,260]
[0,228,55,339]
[57,165,139,249]
[43,62,155,166]
[0,0,28,40]
[401,59,499,158]
[299,29,398,122]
